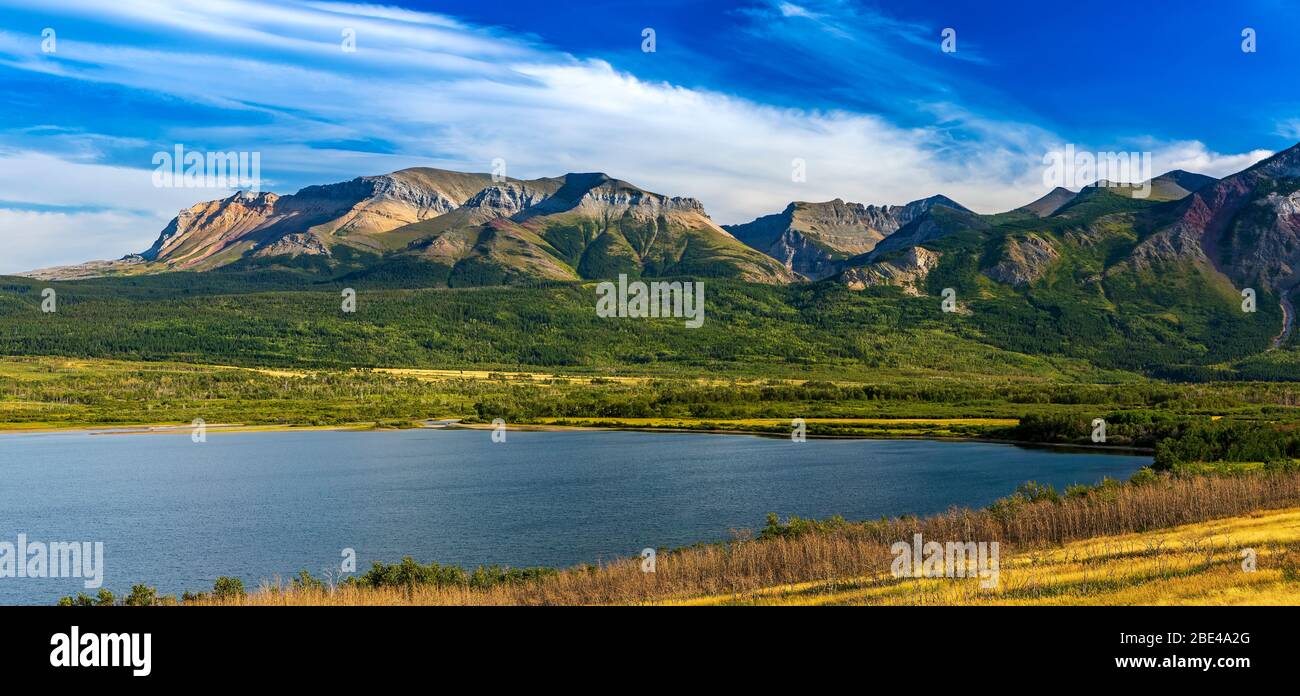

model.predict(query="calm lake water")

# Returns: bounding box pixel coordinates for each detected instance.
[0,429,1149,604]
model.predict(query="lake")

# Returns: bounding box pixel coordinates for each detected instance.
[0,429,1149,604]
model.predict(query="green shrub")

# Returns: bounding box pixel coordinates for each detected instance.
[758,512,849,540]
[1129,467,1159,485]
[124,584,158,606]
[1014,481,1060,503]
[291,569,324,591]
[353,556,555,591]
[213,576,245,599]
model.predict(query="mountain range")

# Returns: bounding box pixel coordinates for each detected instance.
[25,169,795,285]
[20,144,1300,343]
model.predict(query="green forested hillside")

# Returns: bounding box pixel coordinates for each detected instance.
[0,273,1062,377]
[0,263,1293,380]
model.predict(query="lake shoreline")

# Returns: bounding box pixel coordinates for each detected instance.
[0,419,1155,454]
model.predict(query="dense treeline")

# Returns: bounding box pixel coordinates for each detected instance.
[1153,421,1300,469]
[1009,412,1300,470]
[0,277,951,374]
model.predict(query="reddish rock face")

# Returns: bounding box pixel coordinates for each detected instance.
[1128,144,1300,295]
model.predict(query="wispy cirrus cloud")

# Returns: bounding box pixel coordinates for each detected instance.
[1277,119,1300,141]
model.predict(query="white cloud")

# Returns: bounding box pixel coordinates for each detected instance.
[0,151,237,212]
[0,151,251,274]
[0,208,170,274]
[776,3,820,19]
[0,0,1281,271]
[1147,140,1273,179]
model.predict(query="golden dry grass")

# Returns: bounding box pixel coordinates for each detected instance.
[197,473,1300,606]
[674,508,1300,605]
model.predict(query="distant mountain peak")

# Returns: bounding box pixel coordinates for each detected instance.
[909,194,969,212]
[522,172,705,218]
[1017,186,1077,217]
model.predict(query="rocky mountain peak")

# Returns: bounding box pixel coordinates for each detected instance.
[523,172,706,218]
[724,194,968,280]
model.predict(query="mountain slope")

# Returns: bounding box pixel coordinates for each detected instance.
[858,202,990,260]
[142,168,502,271]
[1013,171,1217,220]
[828,203,990,294]
[1149,170,1217,199]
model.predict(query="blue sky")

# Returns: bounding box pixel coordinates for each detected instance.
[1,0,1297,272]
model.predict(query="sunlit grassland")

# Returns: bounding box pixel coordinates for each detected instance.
[677,508,1300,606]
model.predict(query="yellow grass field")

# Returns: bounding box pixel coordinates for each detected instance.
[672,508,1300,605]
